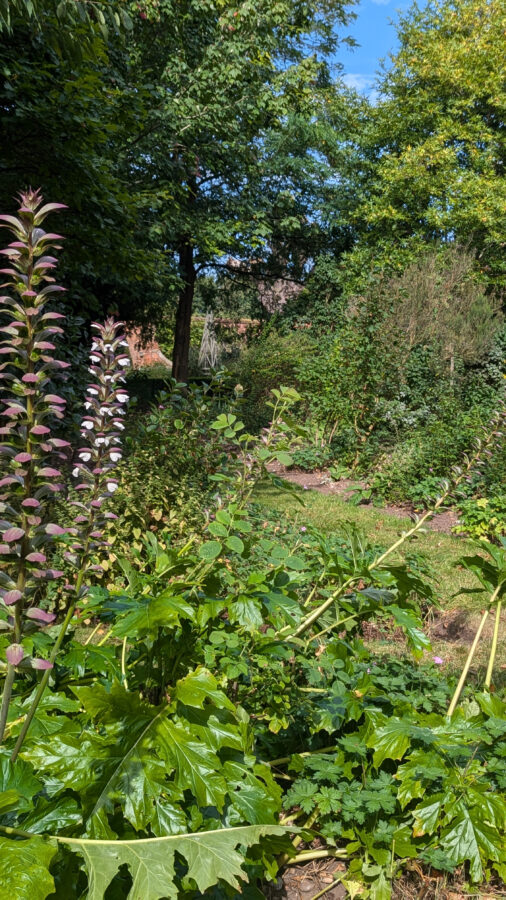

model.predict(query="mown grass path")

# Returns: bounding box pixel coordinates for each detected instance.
[258,483,505,679]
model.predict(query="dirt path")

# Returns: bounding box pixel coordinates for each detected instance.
[267,464,460,534]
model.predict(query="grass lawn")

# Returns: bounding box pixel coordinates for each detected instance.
[257,482,505,682]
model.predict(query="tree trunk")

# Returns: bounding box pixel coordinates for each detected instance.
[172,237,195,383]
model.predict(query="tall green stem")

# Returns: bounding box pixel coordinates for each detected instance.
[485,598,502,689]
[446,588,500,717]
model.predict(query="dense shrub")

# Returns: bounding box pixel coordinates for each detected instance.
[232,328,315,431]
[108,377,238,551]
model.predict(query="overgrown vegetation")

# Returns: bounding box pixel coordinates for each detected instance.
[1,0,505,896]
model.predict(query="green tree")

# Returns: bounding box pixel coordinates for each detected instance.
[0,2,165,321]
[127,0,356,380]
[342,0,506,292]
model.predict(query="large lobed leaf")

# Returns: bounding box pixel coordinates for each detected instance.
[0,825,290,900]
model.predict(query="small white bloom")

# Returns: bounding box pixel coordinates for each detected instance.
[104,375,112,382]
[90,354,101,363]
[116,393,128,403]
[120,340,128,347]
[72,467,80,477]
[88,388,99,396]
[106,482,118,493]
[110,451,121,462]
[95,437,106,445]
[115,422,125,430]
[91,342,98,350]
[84,401,92,410]
[104,343,113,351]
[79,452,92,462]
[82,421,93,430]
[118,358,129,367]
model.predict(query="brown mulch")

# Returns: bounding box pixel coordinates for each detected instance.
[264,858,347,899]
[264,862,506,899]
[267,464,460,535]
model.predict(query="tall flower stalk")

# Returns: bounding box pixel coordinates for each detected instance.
[0,190,69,739]
[9,319,130,761]
[0,191,130,755]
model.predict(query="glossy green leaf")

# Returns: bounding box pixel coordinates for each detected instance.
[0,834,57,900]
[175,668,234,711]
[367,717,412,767]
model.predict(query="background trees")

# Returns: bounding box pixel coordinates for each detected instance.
[341,0,506,292]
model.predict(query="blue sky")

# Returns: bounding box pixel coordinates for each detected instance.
[338,0,413,95]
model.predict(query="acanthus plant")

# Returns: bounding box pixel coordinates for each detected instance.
[0,190,129,754]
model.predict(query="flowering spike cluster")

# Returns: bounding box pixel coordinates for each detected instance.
[0,190,69,670]
[64,318,130,592]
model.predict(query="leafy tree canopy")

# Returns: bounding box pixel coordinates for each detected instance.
[340,0,506,293]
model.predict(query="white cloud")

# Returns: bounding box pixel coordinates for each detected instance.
[342,73,380,103]
[342,73,374,91]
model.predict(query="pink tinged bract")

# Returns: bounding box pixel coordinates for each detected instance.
[3,589,23,605]
[6,644,24,666]
[31,658,53,670]
[15,453,33,463]
[26,552,47,564]
[31,425,50,436]
[22,498,40,508]
[3,527,25,542]
[45,523,66,535]
[26,608,56,624]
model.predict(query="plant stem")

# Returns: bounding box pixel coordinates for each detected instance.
[289,577,355,639]
[121,637,129,690]
[286,849,347,865]
[0,666,16,744]
[447,597,496,718]
[309,613,358,645]
[0,823,34,839]
[10,598,77,762]
[267,745,337,767]
[485,598,502,689]
[83,622,102,646]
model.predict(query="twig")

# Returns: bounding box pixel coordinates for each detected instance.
[311,872,345,900]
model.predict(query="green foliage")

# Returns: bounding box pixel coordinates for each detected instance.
[232,329,315,431]
[456,495,506,541]
[105,378,234,551]
[343,0,506,290]
[282,686,506,894]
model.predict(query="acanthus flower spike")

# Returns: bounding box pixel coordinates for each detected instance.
[0,190,70,743]
[67,317,130,589]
